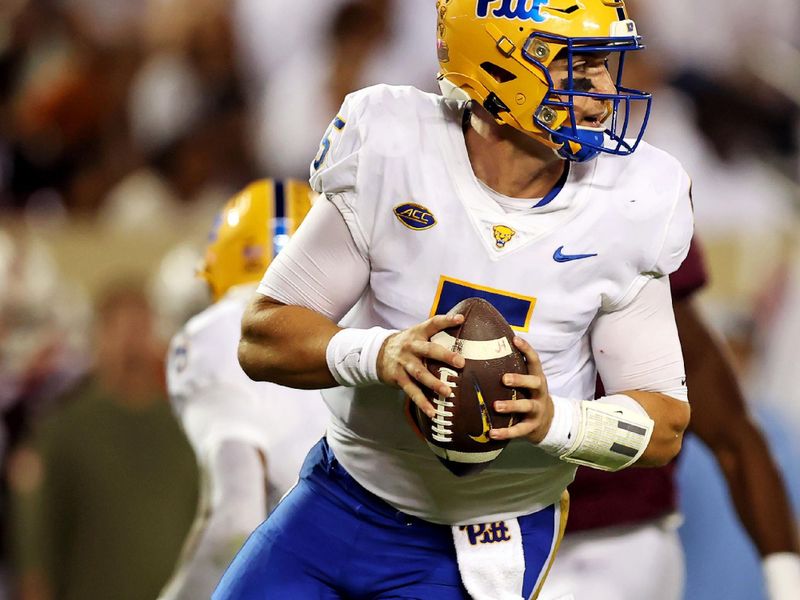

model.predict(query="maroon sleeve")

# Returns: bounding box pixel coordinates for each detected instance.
[566,463,678,532]
[669,236,708,300]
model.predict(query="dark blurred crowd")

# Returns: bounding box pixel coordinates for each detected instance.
[0,0,254,220]
[0,0,799,598]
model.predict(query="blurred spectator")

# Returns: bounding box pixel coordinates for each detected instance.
[252,0,438,177]
[2,0,142,216]
[100,0,255,231]
[234,0,437,99]
[8,283,197,600]
[233,0,341,96]
[147,242,210,341]
[628,0,799,173]
[0,228,90,422]
[1,0,256,223]
[755,240,800,433]
[631,0,799,80]
[0,226,90,598]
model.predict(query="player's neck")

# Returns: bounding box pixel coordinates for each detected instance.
[465,106,566,200]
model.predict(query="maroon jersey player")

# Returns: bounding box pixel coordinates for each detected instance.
[541,240,800,600]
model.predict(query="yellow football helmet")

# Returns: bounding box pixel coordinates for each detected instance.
[437,0,651,162]
[199,179,313,302]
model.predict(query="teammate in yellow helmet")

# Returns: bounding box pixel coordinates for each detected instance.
[158,180,327,600]
[199,179,313,301]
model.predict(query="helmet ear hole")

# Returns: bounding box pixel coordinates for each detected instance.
[480,62,517,84]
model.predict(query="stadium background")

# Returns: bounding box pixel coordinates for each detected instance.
[1,0,799,598]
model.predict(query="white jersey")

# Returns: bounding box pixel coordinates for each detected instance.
[300,85,692,524]
[167,285,328,500]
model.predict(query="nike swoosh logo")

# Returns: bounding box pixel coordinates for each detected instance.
[469,382,493,444]
[553,246,598,263]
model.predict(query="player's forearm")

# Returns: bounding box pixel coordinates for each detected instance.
[686,349,798,554]
[714,423,799,555]
[239,297,341,388]
[623,390,690,467]
[675,299,799,555]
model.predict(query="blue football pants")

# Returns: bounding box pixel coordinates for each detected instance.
[214,438,567,599]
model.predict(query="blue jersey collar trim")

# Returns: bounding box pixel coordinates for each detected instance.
[532,163,570,209]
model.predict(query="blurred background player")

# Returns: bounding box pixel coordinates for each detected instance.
[539,240,800,600]
[252,0,438,179]
[157,179,328,600]
[8,282,198,600]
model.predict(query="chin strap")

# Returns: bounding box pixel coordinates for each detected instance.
[437,75,473,105]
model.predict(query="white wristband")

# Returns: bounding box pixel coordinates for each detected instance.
[535,395,581,456]
[536,394,654,472]
[763,553,800,600]
[325,327,398,387]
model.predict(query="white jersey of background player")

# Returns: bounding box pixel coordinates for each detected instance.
[158,180,326,600]
[227,2,694,598]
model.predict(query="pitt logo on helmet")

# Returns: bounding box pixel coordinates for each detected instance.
[476,0,550,22]
[393,203,437,230]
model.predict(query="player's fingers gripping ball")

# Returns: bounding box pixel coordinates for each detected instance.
[378,314,465,419]
[491,337,555,444]
[414,298,531,476]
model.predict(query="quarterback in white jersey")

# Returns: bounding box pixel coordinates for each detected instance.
[219,2,692,599]
[158,181,327,600]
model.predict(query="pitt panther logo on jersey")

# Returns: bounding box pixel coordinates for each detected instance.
[459,522,513,545]
[492,225,516,248]
[394,203,437,230]
[476,0,550,22]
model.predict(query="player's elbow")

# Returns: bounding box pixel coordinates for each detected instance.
[238,297,283,382]
[238,326,282,383]
[237,337,264,381]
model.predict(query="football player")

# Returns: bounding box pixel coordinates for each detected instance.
[157,180,328,600]
[539,240,800,600]
[222,2,693,598]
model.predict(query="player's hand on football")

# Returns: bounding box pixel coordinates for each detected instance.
[377,314,466,419]
[490,336,554,444]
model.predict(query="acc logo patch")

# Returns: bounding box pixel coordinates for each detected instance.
[492,224,516,248]
[476,0,550,22]
[394,203,437,231]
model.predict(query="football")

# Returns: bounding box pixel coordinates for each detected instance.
[414,297,530,476]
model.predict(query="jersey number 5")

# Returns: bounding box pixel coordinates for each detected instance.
[429,276,537,332]
[313,116,346,171]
